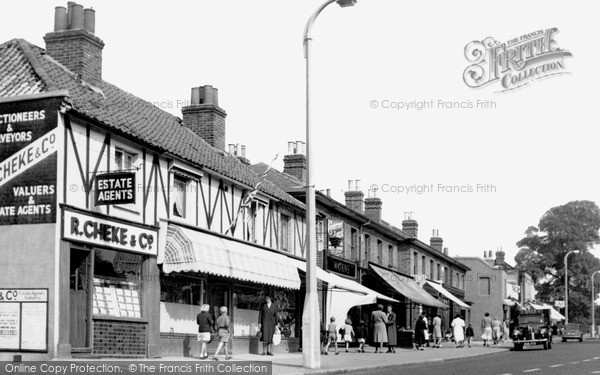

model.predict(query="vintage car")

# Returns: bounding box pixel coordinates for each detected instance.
[512,310,553,350]
[562,323,583,342]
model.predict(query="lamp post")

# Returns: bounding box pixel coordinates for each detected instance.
[302,0,356,369]
[564,250,580,324]
[592,270,600,338]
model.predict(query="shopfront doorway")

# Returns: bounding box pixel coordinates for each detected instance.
[69,249,91,349]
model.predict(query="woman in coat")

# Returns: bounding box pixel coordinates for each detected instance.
[414,314,427,350]
[258,296,278,356]
[371,304,388,353]
[385,305,397,353]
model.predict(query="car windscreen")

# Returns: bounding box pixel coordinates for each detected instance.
[565,323,580,330]
[518,315,544,325]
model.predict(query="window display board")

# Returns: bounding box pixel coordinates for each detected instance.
[93,278,141,318]
[0,289,47,352]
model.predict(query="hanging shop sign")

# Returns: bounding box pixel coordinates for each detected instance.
[62,207,158,256]
[0,97,62,225]
[94,171,136,205]
[0,289,48,352]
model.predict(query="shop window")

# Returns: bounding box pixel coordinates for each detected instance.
[437,264,442,281]
[364,234,371,262]
[232,285,265,337]
[377,240,383,264]
[160,273,204,306]
[172,176,187,218]
[388,245,394,267]
[92,249,142,318]
[274,288,297,339]
[413,252,418,274]
[350,228,358,261]
[421,255,426,274]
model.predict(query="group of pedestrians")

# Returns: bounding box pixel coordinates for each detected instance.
[480,312,509,346]
[196,296,282,360]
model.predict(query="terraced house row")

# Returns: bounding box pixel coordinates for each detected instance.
[1,3,529,361]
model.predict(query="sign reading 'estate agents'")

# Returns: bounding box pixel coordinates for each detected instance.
[94,172,136,205]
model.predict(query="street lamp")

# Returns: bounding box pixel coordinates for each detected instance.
[302,0,356,369]
[564,249,580,324]
[592,270,600,338]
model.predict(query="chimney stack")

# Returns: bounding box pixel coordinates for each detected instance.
[44,3,104,86]
[344,180,364,213]
[364,192,382,222]
[402,212,418,238]
[228,143,250,165]
[430,229,443,251]
[283,141,307,183]
[443,247,449,256]
[494,249,505,266]
[182,85,227,150]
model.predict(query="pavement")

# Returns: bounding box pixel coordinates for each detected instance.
[164,340,514,375]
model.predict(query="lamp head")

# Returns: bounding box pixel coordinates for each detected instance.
[574,250,581,254]
[336,0,357,7]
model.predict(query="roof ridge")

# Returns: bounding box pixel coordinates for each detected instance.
[16,38,58,91]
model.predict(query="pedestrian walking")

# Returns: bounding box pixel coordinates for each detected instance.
[355,320,367,353]
[451,314,465,348]
[414,314,427,350]
[320,320,327,355]
[491,317,502,345]
[323,317,339,355]
[371,304,388,353]
[432,314,443,348]
[385,305,397,353]
[481,312,493,347]
[196,304,213,359]
[258,296,278,356]
[343,317,355,353]
[465,323,474,348]
[212,306,231,360]
[502,319,510,343]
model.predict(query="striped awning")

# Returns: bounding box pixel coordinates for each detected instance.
[426,281,470,309]
[161,225,301,290]
[370,264,448,309]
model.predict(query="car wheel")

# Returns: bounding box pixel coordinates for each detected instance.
[579,337,583,342]
[514,343,523,351]
[562,338,566,342]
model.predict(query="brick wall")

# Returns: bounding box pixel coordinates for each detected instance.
[93,319,147,356]
[44,29,104,86]
[182,105,227,150]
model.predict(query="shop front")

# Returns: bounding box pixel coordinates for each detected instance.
[158,224,302,356]
[60,206,160,357]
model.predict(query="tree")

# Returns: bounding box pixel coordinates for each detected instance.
[515,200,600,328]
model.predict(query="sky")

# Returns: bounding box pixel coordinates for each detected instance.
[2,0,599,264]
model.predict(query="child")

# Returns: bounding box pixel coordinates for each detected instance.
[344,318,355,353]
[355,320,367,353]
[212,306,232,360]
[466,323,474,348]
[323,317,339,355]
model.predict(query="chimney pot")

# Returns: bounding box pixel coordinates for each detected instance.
[191,87,201,105]
[70,3,84,30]
[54,6,67,31]
[241,145,246,158]
[297,141,305,155]
[326,188,331,197]
[347,180,354,191]
[355,179,361,191]
[83,8,95,33]
[228,144,235,154]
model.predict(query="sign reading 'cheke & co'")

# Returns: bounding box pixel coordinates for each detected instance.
[62,207,158,256]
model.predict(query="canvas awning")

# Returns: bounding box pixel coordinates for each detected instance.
[528,302,565,321]
[425,281,471,309]
[370,264,448,309]
[291,259,397,325]
[160,225,301,289]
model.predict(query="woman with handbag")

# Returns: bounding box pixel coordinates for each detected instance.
[258,296,278,356]
[196,304,213,359]
[212,306,232,360]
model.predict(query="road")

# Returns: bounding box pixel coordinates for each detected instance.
[366,341,600,375]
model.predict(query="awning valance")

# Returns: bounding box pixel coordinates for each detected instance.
[528,302,565,321]
[370,264,448,309]
[291,259,397,325]
[160,225,301,290]
[426,281,470,309]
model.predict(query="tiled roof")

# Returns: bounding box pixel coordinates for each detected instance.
[250,162,304,192]
[0,38,304,209]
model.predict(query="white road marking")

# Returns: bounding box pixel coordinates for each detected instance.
[549,364,563,368]
[591,371,600,374]
[583,359,592,362]
[523,369,540,373]
[570,361,580,364]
